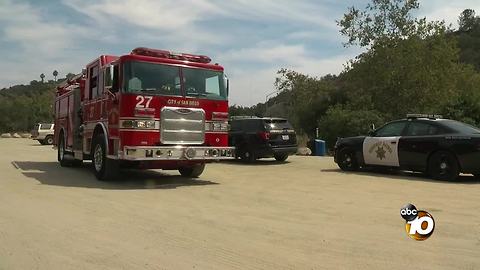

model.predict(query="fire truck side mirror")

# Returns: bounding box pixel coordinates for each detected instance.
[224,74,229,97]
[105,65,119,93]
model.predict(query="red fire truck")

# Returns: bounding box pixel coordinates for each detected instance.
[54,47,234,180]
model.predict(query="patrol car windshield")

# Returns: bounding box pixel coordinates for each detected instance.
[123,61,227,100]
[442,120,480,134]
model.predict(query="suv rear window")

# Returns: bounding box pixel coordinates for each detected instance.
[40,124,53,130]
[264,119,292,130]
[229,119,265,132]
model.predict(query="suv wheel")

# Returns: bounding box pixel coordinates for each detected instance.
[274,153,289,162]
[241,149,256,163]
[179,163,205,178]
[45,135,54,145]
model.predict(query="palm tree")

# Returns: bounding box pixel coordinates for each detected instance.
[40,73,45,83]
[53,70,58,81]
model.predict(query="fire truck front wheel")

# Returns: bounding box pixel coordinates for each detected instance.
[92,134,119,181]
[178,163,205,178]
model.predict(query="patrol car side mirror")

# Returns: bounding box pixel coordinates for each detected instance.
[368,124,376,136]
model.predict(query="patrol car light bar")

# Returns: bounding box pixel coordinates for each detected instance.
[406,114,443,119]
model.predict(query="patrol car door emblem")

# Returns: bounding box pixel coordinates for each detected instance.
[376,146,387,160]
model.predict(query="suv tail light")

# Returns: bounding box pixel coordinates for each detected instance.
[258,131,270,141]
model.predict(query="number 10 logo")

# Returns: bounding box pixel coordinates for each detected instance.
[401,204,435,241]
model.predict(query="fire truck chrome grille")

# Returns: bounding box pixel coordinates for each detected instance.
[160,107,205,144]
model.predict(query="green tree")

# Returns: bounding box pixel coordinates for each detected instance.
[274,69,345,136]
[337,0,445,48]
[342,34,462,119]
[455,9,480,70]
[458,9,477,32]
[0,74,70,132]
[318,106,385,149]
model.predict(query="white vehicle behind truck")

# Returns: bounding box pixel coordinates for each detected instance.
[31,123,54,145]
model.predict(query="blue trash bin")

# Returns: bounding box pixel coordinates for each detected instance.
[315,139,326,156]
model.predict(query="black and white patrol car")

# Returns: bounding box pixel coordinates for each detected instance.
[334,115,480,181]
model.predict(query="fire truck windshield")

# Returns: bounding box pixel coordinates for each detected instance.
[123,61,227,100]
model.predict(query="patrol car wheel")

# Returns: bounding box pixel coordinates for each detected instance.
[179,163,205,178]
[428,151,459,181]
[337,148,358,171]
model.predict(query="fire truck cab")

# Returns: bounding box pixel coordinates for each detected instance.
[54,47,234,180]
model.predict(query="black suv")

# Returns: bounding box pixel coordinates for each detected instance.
[229,117,298,162]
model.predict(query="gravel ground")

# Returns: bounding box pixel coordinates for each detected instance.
[1,138,479,270]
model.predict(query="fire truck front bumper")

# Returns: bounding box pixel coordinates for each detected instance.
[121,146,235,161]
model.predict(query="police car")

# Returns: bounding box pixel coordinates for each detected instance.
[334,114,480,181]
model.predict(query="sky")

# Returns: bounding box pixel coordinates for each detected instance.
[0,0,479,106]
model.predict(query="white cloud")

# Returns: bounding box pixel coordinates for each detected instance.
[420,1,480,27]
[62,0,340,51]
[62,0,228,50]
[221,43,357,105]
[64,0,220,30]
[0,0,98,86]
[212,0,336,29]
[3,0,479,105]
[0,0,86,54]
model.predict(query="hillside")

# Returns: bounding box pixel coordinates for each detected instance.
[0,76,73,133]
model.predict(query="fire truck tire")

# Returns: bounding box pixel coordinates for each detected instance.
[58,135,71,167]
[178,163,205,178]
[92,134,119,181]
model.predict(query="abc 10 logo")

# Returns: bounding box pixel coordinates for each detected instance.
[400,204,435,241]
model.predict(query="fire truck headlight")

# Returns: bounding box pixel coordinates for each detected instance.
[145,120,156,129]
[121,120,157,129]
[122,120,134,129]
[220,122,228,131]
[135,121,146,128]
[209,121,228,132]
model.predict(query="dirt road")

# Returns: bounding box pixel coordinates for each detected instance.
[0,139,479,269]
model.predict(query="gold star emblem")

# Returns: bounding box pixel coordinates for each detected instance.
[376,146,386,160]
